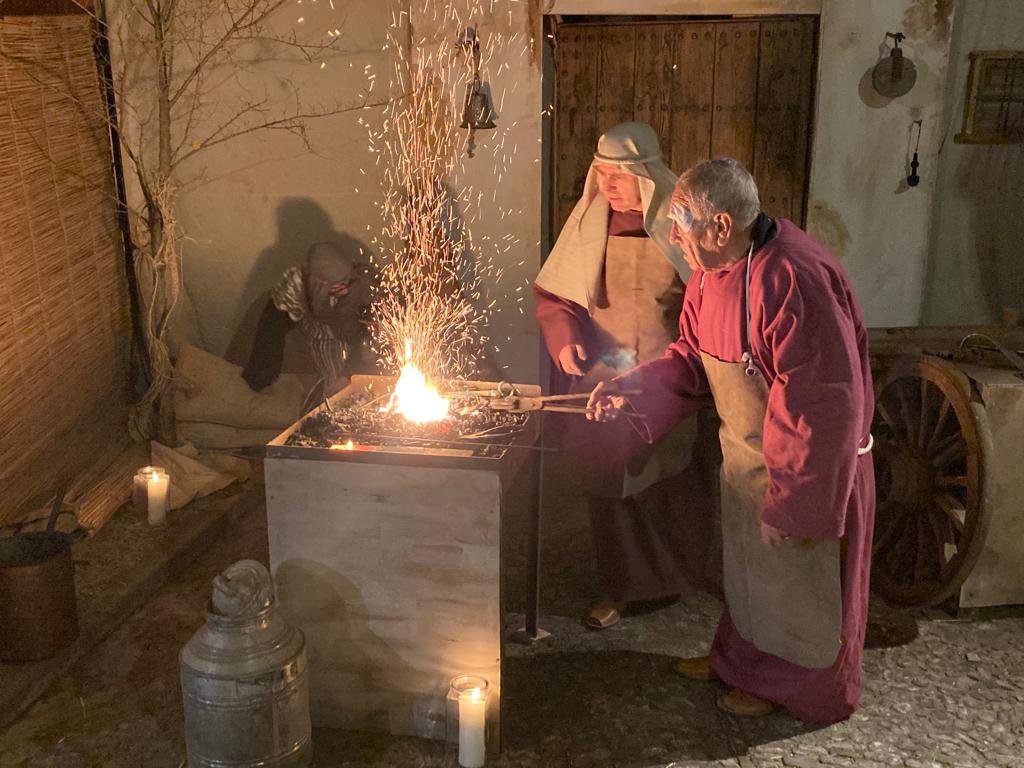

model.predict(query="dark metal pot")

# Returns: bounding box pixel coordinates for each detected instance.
[0,530,80,662]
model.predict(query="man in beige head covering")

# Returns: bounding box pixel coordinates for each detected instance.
[534,122,716,629]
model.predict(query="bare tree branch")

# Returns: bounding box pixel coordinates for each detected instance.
[175,93,404,165]
[168,0,291,107]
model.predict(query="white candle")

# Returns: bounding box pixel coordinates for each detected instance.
[458,686,486,768]
[146,468,169,526]
[132,465,159,512]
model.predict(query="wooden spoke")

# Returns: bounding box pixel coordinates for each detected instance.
[918,378,934,449]
[924,500,954,554]
[876,401,908,446]
[932,437,966,472]
[913,509,941,584]
[928,429,962,461]
[873,504,908,552]
[925,398,953,455]
[896,379,918,447]
[934,492,966,534]
[935,475,968,488]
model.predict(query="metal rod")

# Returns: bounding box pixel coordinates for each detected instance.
[540,405,647,418]
[525,411,544,639]
[537,389,642,403]
[329,433,557,453]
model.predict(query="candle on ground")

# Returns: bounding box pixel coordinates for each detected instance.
[458,685,486,768]
[145,468,169,526]
[132,465,159,512]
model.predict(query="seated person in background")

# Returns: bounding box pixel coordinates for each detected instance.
[242,241,372,396]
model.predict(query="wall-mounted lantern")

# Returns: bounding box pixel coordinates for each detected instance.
[873,32,917,98]
[458,26,497,157]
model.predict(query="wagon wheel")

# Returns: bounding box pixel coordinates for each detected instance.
[871,355,992,606]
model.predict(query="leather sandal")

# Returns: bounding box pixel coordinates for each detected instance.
[584,601,624,630]
[672,655,719,681]
[716,688,781,717]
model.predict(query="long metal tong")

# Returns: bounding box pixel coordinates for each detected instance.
[486,389,643,415]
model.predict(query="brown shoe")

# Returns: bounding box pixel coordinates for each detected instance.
[716,688,780,717]
[584,601,623,630]
[672,655,718,681]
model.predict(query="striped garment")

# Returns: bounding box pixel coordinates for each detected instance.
[271,266,348,385]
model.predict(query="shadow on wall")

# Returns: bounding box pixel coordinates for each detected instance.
[224,198,373,367]
[958,145,1024,320]
[247,197,372,302]
[922,145,1024,323]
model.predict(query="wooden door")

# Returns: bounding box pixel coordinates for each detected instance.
[553,17,817,238]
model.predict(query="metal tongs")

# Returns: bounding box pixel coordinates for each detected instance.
[486,386,644,416]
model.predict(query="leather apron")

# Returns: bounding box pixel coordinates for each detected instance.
[566,235,696,499]
[699,349,843,669]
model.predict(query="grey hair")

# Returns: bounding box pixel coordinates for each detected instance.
[677,158,760,230]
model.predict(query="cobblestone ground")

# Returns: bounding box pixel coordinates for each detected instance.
[1,473,1023,768]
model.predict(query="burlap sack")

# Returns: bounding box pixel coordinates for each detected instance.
[173,344,309,449]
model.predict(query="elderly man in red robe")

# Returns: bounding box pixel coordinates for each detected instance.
[589,158,875,722]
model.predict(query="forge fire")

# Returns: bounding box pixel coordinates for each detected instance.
[284,380,530,458]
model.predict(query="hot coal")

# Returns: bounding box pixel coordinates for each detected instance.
[285,391,529,458]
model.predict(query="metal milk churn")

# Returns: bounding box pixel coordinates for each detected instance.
[180,559,312,767]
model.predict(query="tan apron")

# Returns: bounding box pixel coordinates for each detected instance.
[699,348,843,669]
[568,235,696,499]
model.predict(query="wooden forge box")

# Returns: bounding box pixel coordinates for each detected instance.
[264,375,538,742]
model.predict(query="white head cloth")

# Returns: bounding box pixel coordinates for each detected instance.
[535,122,689,314]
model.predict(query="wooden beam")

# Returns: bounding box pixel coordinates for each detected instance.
[547,0,821,15]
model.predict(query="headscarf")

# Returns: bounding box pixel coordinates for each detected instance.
[535,122,689,314]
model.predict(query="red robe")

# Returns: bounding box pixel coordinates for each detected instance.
[618,219,875,723]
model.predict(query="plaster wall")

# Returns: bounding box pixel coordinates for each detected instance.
[123,0,981,386]
[114,0,543,384]
[922,0,1024,325]
[806,0,953,326]
[406,2,544,384]
[110,0,398,360]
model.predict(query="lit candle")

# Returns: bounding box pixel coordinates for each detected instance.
[132,465,158,512]
[458,685,486,768]
[145,468,169,526]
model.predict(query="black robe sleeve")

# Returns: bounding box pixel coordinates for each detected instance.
[241,300,296,391]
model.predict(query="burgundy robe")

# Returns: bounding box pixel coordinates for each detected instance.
[618,218,875,723]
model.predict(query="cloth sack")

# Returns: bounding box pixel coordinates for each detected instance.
[151,441,250,511]
[173,343,310,448]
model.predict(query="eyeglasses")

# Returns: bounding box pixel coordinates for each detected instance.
[668,200,697,232]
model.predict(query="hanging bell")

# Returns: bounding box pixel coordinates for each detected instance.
[461,79,497,130]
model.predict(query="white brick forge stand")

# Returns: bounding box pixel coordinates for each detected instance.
[264,376,538,744]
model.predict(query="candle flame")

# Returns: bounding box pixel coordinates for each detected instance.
[470,686,482,702]
[383,340,449,424]
[151,471,160,481]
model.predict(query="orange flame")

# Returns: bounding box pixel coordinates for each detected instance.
[383,341,449,424]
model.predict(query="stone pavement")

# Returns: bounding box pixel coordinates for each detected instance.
[1,471,1022,768]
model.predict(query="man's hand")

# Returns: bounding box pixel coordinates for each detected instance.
[760,521,790,547]
[557,343,587,376]
[587,380,626,422]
